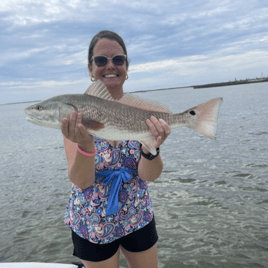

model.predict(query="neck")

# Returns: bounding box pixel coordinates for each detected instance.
[108,87,124,100]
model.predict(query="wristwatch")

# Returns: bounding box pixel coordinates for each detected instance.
[141,147,160,160]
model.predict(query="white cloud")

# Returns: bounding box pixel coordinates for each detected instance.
[1,0,268,104]
[130,49,268,75]
[0,79,86,89]
[47,50,87,66]
[0,0,102,26]
[0,47,50,64]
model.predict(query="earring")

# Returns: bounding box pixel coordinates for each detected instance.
[126,74,128,80]
[91,76,95,82]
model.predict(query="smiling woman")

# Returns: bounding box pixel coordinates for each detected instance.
[60,30,171,268]
[88,39,127,100]
[88,32,129,100]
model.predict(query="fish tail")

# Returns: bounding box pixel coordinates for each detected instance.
[181,98,223,139]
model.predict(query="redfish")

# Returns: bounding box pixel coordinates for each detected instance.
[25,80,223,155]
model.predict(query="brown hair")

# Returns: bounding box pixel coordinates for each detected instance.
[88,30,129,69]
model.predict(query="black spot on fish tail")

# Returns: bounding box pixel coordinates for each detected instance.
[189,110,196,116]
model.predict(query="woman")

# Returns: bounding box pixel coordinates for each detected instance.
[62,30,171,268]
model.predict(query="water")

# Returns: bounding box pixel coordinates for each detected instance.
[0,82,267,267]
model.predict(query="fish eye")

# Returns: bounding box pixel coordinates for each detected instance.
[189,110,196,116]
[36,105,42,111]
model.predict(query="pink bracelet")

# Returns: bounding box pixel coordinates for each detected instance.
[76,144,97,157]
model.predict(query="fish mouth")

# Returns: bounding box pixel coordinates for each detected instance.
[26,115,43,124]
[26,115,60,129]
[26,115,37,121]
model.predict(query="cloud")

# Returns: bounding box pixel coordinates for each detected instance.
[0,0,99,25]
[125,48,268,93]
[1,0,268,104]
[0,47,51,66]
[0,79,86,89]
[129,47,268,75]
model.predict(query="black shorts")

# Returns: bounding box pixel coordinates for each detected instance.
[72,216,158,262]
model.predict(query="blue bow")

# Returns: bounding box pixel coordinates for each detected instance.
[95,168,137,216]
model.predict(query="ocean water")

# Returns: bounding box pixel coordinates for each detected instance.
[0,82,267,267]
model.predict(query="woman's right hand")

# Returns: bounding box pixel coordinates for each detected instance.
[61,111,94,152]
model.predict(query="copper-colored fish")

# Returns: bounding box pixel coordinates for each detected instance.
[25,80,223,154]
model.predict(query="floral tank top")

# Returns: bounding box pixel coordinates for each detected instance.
[64,138,154,244]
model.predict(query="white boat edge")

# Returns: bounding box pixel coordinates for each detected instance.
[0,263,79,268]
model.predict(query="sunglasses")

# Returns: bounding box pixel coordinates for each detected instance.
[91,54,127,67]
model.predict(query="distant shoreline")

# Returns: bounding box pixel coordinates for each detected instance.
[1,100,42,105]
[135,77,268,93]
[192,77,268,89]
[2,77,268,105]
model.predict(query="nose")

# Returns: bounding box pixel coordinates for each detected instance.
[105,58,115,69]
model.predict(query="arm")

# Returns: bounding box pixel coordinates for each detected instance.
[62,111,96,190]
[137,147,163,182]
[138,116,171,182]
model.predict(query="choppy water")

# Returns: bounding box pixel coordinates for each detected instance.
[0,82,267,267]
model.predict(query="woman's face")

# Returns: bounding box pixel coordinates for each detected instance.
[89,38,128,98]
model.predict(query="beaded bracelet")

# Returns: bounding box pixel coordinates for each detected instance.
[76,144,97,157]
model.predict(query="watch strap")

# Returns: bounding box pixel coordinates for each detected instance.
[141,147,160,160]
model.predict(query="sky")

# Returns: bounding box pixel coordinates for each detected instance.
[0,0,268,104]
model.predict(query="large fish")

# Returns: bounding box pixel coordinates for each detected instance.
[25,80,223,155]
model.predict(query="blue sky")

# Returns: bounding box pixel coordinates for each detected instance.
[1,0,268,104]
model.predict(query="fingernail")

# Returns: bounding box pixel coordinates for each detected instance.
[159,119,166,124]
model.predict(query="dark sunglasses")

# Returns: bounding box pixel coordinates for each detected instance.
[91,54,127,67]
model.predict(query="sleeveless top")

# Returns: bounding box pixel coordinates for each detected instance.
[63,138,154,244]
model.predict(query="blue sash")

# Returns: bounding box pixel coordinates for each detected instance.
[95,168,137,216]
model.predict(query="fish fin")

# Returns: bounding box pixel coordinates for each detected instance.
[118,94,173,114]
[82,118,105,130]
[185,97,223,139]
[139,137,157,155]
[84,80,114,101]
[85,80,173,114]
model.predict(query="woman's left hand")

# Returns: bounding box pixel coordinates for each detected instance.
[146,116,171,149]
